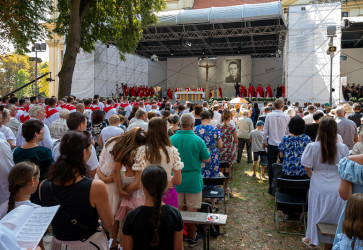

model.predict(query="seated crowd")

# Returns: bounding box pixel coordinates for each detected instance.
[0,94,362,249]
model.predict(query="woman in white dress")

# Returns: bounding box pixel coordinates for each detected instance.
[301,116,349,249]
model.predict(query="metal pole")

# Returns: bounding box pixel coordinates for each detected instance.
[329,53,333,106]
[35,51,38,96]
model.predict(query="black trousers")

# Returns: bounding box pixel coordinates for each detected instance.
[237,138,252,163]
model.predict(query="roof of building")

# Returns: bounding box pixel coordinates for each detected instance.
[133,1,286,59]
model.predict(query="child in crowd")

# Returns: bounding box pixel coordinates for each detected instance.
[110,128,147,248]
[333,193,363,249]
[0,162,42,249]
[0,162,40,219]
[250,120,268,178]
[122,165,183,250]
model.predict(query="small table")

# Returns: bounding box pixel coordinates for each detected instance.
[181,211,227,250]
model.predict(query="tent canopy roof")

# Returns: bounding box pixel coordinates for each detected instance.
[342,17,363,48]
[133,1,286,60]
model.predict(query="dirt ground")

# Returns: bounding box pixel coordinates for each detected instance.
[188,160,324,250]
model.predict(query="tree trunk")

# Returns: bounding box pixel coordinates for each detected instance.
[57,0,90,99]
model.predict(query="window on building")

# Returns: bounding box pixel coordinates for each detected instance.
[342,12,349,17]
[284,8,288,14]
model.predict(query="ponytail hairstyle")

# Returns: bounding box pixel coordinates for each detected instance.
[7,162,39,213]
[221,109,232,127]
[342,193,363,241]
[141,165,168,246]
[317,116,337,164]
[48,130,92,185]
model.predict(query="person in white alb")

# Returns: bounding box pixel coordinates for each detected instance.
[43,98,59,126]
[126,109,148,132]
[124,100,133,118]
[262,99,290,195]
[98,114,124,147]
[104,99,118,120]
[52,112,98,177]
[16,105,53,150]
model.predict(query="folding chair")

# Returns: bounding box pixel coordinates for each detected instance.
[202,177,226,214]
[271,163,283,195]
[274,178,310,235]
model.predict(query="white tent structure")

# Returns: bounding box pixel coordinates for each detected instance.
[286,3,342,104]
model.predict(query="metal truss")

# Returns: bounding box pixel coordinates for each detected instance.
[141,25,285,42]
[137,40,278,53]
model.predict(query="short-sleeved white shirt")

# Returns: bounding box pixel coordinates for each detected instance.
[0,126,15,141]
[101,126,124,145]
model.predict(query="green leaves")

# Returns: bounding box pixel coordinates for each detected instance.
[0,0,53,54]
[56,0,166,57]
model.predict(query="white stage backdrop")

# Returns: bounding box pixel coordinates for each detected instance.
[72,43,149,98]
[251,57,283,91]
[286,3,341,104]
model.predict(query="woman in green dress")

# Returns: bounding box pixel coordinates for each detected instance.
[13,119,54,204]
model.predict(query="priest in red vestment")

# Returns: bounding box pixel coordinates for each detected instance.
[218,87,223,99]
[265,84,272,97]
[248,84,255,98]
[130,86,136,97]
[167,88,173,99]
[282,85,286,98]
[256,84,264,98]
[240,85,247,98]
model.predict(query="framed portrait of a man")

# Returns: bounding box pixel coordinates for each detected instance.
[225,59,241,83]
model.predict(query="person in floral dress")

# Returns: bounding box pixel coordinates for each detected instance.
[217,110,238,192]
[194,111,223,179]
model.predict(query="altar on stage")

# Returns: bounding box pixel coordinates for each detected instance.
[175,92,205,101]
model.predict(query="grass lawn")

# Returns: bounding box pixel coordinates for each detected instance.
[198,160,324,250]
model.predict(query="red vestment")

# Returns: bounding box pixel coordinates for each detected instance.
[282,85,285,97]
[256,86,264,98]
[248,85,255,98]
[240,85,247,98]
[130,87,136,97]
[218,87,223,98]
[265,86,272,97]
[167,88,173,99]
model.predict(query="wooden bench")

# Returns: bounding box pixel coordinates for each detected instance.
[317,223,337,238]
[181,211,227,250]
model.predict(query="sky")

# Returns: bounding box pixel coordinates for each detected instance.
[4,41,49,63]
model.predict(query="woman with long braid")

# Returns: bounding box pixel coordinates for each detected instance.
[122,165,183,250]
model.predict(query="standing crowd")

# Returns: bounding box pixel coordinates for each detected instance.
[0,94,362,250]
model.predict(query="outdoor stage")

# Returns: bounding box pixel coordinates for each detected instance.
[70,1,363,104]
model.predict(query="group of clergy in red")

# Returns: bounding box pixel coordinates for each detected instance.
[122,85,155,98]
[239,83,285,98]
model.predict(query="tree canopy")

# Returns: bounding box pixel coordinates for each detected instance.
[0,0,53,55]
[0,54,48,97]
[55,0,166,98]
